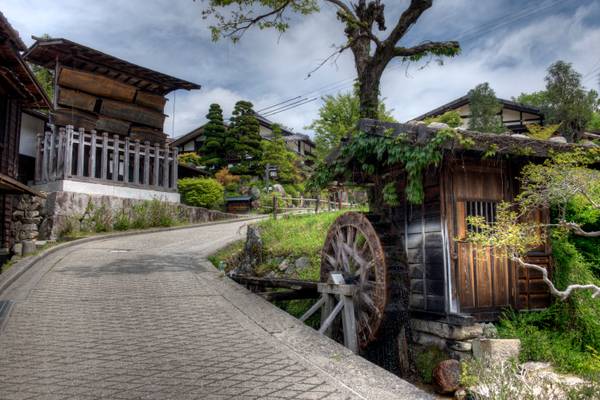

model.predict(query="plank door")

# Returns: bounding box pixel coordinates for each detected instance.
[455,200,512,315]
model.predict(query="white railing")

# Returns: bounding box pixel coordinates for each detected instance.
[35,125,178,191]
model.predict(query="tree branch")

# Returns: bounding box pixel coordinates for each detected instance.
[218,1,292,40]
[559,221,600,237]
[512,256,600,300]
[384,0,433,49]
[394,40,460,57]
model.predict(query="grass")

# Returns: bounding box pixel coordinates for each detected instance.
[497,235,600,379]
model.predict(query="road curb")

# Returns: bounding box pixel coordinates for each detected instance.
[0,215,265,296]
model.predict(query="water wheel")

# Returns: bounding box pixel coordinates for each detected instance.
[321,211,406,352]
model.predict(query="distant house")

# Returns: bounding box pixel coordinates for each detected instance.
[413,94,544,133]
[0,12,51,259]
[172,112,316,167]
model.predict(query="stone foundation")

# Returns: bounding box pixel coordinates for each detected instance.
[11,194,50,257]
[410,318,484,360]
[40,191,238,240]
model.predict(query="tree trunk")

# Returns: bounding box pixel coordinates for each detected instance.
[358,68,382,120]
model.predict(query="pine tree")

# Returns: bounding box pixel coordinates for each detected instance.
[260,124,298,183]
[199,103,227,171]
[468,83,505,134]
[228,101,261,175]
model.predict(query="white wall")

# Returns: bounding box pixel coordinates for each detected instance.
[20,112,45,157]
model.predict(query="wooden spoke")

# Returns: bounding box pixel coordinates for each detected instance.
[320,212,389,349]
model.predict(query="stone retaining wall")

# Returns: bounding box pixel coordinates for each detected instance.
[40,191,239,240]
[410,319,484,360]
[11,194,49,257]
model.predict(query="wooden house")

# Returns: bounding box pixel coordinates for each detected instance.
[0,13,51,259]
[413,94,543,133]
[225,195,253,214]
[321,119,574,367]
[22,37,201,202]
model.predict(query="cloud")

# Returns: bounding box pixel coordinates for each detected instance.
[3,0,599,137]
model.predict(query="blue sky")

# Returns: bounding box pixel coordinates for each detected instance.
[3,0,600,137]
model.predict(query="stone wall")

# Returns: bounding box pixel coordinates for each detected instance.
[11,194,49,257]
[410,319,485,360]
[40,191,239,240]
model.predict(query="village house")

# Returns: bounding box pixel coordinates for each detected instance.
[172,112,316,167]
[413,94,544,133]
[22,36,201,202]
[0,13,51,261]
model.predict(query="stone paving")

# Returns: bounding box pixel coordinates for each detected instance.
[0,221,429,400]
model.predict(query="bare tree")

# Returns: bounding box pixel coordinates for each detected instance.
[200,0,460,118]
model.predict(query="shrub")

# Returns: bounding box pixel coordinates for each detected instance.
[423,110,462,128]
[113,209,131,231]
[414,346,447,383]
[178,152,202,166]
[178,177,224,209]
[147,199,176,227]
[215,167,241,186]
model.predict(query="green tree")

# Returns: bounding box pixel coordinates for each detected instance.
[307,91,395,162]
[201,1,459,119]
[260,124,299,183]
[468,82,505,133]
[515,61,598,142]
[228,100,262,175]
[199,103,227,171]
[29,34,54,101]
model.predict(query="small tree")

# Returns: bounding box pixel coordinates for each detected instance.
[307,91,395,163]
[199,103,227,171]
[466,147,600,300]
[228,101,262,175]
[468,82,505,133]
[260,124,299,183]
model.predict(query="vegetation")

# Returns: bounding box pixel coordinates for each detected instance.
[515,61,599,142]
[307,91,396,163]
[260,124,300,183]
[200,103,228,171]
[309,127,474,204]
[468,83,505,133]
[526,123,561,140]
[201,0,460,118]
[415,346,447,384]
[464,148,600,378]
[59,199,183,238]
[423,110,462,128]
[178,152,203,166]
[178,177,225,209]
[228,100,262,175]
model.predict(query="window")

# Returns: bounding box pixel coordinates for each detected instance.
[465,200,497,233]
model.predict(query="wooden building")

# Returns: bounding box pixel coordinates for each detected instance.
[22,37,201,201]
[318,119,573,369]
[225,196,253,214]
[24,36,200,144]
[0,13,51,259]
[172,113,316,166]
[413,94,543,133]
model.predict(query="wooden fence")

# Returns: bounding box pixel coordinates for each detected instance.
[264,195,360,218]
[35,125,178,192]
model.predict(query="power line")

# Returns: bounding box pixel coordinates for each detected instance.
[257,96,302,113]
[263,97,319,117]
[259,0,565,118]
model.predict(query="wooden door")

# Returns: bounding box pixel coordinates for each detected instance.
[447,163,515,319]
[455,200,512,315]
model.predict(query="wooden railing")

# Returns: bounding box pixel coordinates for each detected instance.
[35,125,178,191]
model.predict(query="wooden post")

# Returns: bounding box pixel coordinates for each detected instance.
[133,140,140,184]
[171,147,178,189]
[101,132,108,180]
[89,130,97,179]
[338,191,342,210]
[64,125,74,178]
[41,131,50,183]
[272,194,277,219]
[112,135,120,181]
[76,128,85,177]
[320,294,334,337]
[162,144,169,189]
[34,132,43,183]
[56,127,65,179]
[48,127,56,181]
[341,295,358,353]
[144,141,150,186]
[124,137,130,183]
[315,194,320,214]
[153,142,160,187]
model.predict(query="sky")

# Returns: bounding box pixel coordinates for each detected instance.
[4,0,600,138]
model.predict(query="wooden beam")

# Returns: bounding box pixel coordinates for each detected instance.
[135,91,167,112]
[57,87,97,112]
[229,275,318,291]
[95,116,130,136]
[58,67,136,102]
[100,99,165,130]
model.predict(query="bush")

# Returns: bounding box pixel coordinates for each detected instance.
[215,167,241,186]
[178,152,202,166]
[423,110,462,128]
[178,178,224,209]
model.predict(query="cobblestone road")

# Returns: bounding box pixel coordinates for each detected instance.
[0,220,429,400]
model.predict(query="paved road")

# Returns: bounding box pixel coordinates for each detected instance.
[0,220,429,400]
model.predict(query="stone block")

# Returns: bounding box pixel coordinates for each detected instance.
[448,340,472,352]
[411,319,483,341]
[12,242,23,257]
[19,230,38,240]
[22,240,36,256]
[25,210,40,218]
[12,210,24,219]
[472,338,520,364]
[21,223,38,232]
